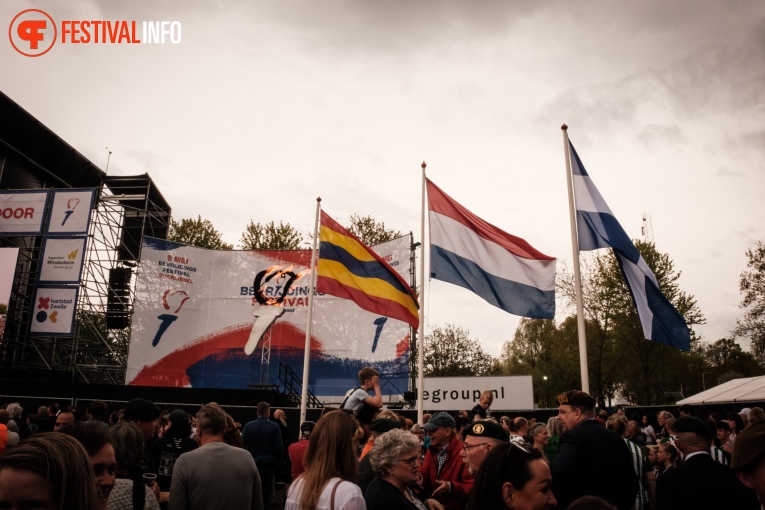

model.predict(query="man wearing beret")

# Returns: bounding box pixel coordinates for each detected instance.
[655,416,759,510]
[461,420,508,475]
[420,412,474,510]
[551,390,637,509]
[732,420,765,507]
[124,398,162,461]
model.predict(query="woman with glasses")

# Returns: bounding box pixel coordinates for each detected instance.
[365,429,443,510]
[466,441,557,510]
[285,410,366,510]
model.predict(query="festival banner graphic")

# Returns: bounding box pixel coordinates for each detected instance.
[127,236,412,396]
[29,286,79,336]
[39,237,87,284]
[0,190,50,236]
[45,189,96,236]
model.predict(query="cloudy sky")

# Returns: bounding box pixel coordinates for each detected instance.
[3,0,764,357]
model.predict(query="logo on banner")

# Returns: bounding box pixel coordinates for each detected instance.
[244,267,308,355]
[67,249,79,260]
[150,289,189,347]
[36,296,62,324]
[62,198,80,226]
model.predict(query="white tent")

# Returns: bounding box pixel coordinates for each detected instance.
[677,376,765,405]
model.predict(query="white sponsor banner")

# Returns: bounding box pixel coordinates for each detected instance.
[126,236,412,392]
[30,286,79,336]
[422,375,534,411]
[0,190,49,235]
[39,237,87,283]
[46,189,95,236]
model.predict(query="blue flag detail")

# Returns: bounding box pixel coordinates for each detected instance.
[569,141,690,351]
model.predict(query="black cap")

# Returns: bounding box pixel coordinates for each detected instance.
[123,399,161,422]
[423,412,456,431]
[167,409,188,425]
[674,416,713,438]
[300,421,316,438]
[370,418,403,433]
[462,420,509,442]
[557,390,596,409]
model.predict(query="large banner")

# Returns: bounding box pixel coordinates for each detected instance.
[45,189,95,236]
[29,286,79,336]
[127,236,412,396]
[39,237,87,284]
[0,190,49,235]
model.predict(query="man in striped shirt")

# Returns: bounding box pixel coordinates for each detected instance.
[608,416,655,510]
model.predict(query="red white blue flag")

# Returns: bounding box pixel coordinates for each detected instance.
[427,179,556,319]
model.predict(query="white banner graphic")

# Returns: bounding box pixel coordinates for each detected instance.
[0,190,49,235]
[46,189,95,236]
[39,237,87,283]
[422,375,534,411]
[30,286,79,336]
[127,236,412,393]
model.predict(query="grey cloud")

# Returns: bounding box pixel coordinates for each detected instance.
[637,124,686,149]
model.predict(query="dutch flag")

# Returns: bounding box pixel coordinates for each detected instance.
[569,141,691,350]
[427,178,556,319]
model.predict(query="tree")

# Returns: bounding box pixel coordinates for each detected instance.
[168,215,233,250]
[558,241,705,404]
[703,338,759,377]
[423,324,496,377]
[239,220,303,250]
[735,241,765,367]
[348,214,403,246]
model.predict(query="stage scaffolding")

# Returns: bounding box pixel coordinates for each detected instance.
[1,175,171,384]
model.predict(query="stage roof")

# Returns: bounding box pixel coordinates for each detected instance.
[0,90,105,188]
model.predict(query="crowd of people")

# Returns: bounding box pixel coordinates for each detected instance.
[1,368,765,510]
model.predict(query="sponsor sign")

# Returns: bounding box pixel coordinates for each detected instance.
[46,189,95,236]
[39,237,87,283]
[0,190,49,235]
[421,375,534,411]
[127,236,412,394]
[30,286,78,336]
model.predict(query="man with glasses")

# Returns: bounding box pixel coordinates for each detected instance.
[460,420,509,475]
[420,412,474,510]
[551,390,638,509]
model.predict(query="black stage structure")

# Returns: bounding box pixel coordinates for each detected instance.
[0,91,298,409]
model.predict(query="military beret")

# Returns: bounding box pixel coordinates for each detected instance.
[123,398,161,422]
[370,418,402,433]
[557,390,596,409]
[674,416,713,438]
[731,420,765,472]
[462,420,509,442]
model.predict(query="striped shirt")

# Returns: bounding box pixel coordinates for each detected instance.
[625,439,651,510]
[709,446,731,466]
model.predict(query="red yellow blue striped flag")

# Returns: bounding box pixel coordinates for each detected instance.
[316,211,419,329]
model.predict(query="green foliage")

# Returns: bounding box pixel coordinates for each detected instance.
[424,324,497,377]
[240,220,303,250]
[348,214,403,246]
[702,338,759,377]
[734,241,765,367]
[168,215,233,250]
[554,241,709,404]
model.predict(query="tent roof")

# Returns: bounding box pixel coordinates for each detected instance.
[677,376,765,405]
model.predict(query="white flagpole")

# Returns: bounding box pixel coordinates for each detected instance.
[300,197,321,424]
[417,161,427,424]
[562,125,590,394]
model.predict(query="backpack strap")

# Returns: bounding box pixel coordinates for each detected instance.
[339,387,363,410]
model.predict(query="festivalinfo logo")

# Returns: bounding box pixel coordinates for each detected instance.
[9,9,182,57]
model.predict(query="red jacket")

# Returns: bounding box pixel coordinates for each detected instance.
[419,433,474,510]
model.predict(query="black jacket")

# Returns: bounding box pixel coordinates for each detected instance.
[655,452,759,510]
[551,418,638,509]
